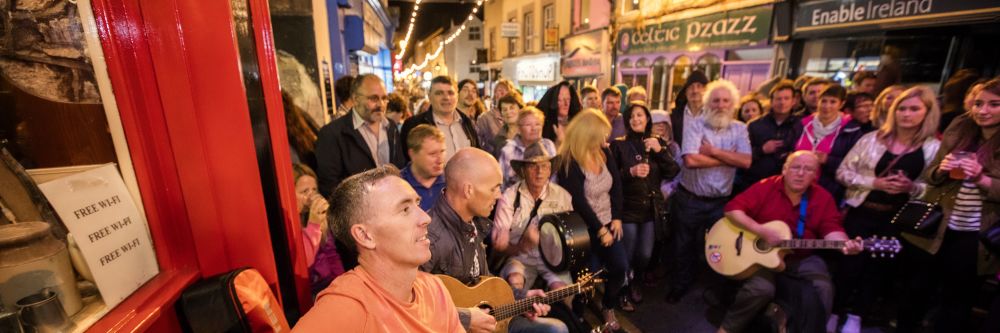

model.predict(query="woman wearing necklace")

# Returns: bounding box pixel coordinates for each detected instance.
[831,86,941,333]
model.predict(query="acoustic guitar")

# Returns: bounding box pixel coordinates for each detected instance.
[437,271,600,333]
[705,218,901,279]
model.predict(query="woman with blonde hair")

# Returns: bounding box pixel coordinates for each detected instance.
[895,77,1000,332]
[554,108,628,332]
[870,84,906,128]
[833,85,941,332]
[498,106,557,189]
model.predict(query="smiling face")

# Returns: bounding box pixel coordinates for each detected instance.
[557,86,571,117]
[364,176,433,267]
[353,78,388,123]
[518,113,543,144]
[894,96,928,131]
[629,106,648,133]
[459,82,478,108]
[501,102,521,125]
[430,82,457,113]
[972,89,1000,129]
[817,96,844,116]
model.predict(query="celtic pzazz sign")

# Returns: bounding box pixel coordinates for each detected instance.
[618,5,772,55]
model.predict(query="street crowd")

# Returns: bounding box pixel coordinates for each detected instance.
[282,68,1000,333]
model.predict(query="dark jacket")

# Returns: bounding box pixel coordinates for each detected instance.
[611,105,680,224]
[400,108,480,162]
[909,115,1000,275]
[738,113,804,192]
[315,111,405,197]
[555,148,624,233]
[538,82,582,141]
[420,195,491,285]
[820,119,874,203]
[670,71,709,145]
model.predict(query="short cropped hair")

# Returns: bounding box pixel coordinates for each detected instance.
[580,86,599,97]
[328,165,401,251]
[387,92,408,114]
[351,74,382,97]
[768,80,796,99]
[431,75,455,88]
[601,87,622,100]
[802,77,831,94]
[458,79,477,91]
[853,71,877,84]
[334,76,355,103]
[406,124,445,152]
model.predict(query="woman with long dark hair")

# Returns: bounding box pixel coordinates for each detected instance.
[610,103,679,311]
[896,77,1000,332]
[538,81,582,145]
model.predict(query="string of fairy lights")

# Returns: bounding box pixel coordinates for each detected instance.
[397,0,485,80]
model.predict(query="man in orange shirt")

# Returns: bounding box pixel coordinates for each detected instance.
[293,166,464,332]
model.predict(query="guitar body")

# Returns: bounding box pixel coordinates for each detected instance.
[437,275,515,333]
[705,218,793,279]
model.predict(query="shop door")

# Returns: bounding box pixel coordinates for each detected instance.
[723,62,771,96]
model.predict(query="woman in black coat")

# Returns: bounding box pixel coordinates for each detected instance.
[610,103,679,310]
[538,81,582,144]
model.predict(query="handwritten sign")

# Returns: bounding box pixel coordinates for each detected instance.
[38,164,158,309]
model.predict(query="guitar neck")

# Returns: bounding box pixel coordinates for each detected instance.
[778,239,849,250]
[490,284,581,321]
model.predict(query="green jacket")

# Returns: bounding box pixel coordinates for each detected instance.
[904,115,1000,275]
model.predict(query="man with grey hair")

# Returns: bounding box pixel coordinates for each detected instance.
[667,79,753,303]
[717,151,862,333]
[421,148,567,333]
[316,74,406,197]
[294,166,464,332]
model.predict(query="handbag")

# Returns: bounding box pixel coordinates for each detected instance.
[890,192,945,238]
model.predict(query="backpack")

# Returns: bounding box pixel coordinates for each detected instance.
[178,268,290,333]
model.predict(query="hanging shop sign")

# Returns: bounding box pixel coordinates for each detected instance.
[39,164,159,309]
[794,0,1000,32]
[516,57,557,82]
[617,5,771,55]
[544,27,559,49]
[561,29,606,78]
[501,22,520,38]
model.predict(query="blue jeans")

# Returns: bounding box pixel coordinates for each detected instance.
[588,231,629,309]
[508,315,569,333]
[622,221,655,282]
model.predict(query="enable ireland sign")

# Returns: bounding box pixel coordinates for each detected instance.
[796,0,1000,31]
[618,5,771,55]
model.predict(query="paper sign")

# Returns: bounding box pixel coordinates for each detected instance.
[38,164,159,309]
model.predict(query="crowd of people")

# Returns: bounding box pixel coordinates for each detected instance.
[283,69,1000,333]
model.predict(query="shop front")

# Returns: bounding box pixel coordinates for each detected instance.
[503,53,562,102]
[615,4,774,110]
[562,28,611,91]
[343,0,395,91]
[786,0,1000,88]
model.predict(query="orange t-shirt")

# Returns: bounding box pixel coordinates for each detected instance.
[293,267,464,333]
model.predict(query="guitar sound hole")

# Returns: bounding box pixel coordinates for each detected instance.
[754,237,772,253]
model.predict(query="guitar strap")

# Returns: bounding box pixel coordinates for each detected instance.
[797,192,809,238]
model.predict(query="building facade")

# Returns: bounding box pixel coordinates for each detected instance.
[561,0,612,91]
[484,0,572,102]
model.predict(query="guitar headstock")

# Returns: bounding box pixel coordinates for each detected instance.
[864,236,902,258]
[576,269,605,293]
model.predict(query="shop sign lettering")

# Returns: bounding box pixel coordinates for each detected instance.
[39,164,159,310]
[561,29,607,77]
[795,0,1000,31]
[516,58,557,82]
[618,5,771,55]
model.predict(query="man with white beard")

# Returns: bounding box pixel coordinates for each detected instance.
[665,79,752,303]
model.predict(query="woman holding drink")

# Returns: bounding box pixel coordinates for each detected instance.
[895,77,1000,333]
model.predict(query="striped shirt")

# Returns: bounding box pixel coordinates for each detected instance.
[948,181,983,231]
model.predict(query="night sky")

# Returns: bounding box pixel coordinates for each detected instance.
[390,1,483,63]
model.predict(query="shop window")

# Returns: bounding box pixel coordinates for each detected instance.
[620,59,634,69]
[651,57,667,109]
[0,0,159,330]
[696,53,722,80]
[796,36,951,86]
[524,12,535,54]
[544,5,555,29]
[670,55,692,108]
[636,58,650,68]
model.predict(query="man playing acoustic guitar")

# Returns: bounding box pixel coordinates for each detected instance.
[717,151,863,333]
[294,166,464,332]
[421,148,567,333]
